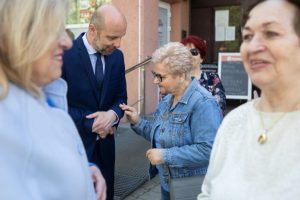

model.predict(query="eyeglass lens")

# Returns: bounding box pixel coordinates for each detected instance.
[190,48,199,56]
[151,71,164,82]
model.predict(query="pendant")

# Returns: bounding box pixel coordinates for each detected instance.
[258,133,267,144]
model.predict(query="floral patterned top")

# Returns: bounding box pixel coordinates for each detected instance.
[198,71,226,115]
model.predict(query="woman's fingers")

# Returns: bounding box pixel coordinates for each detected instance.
[120,103,136,111]
[119,104,139,124]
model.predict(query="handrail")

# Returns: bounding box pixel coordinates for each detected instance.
[125,56,152,115]
[125,56,152,74]
[129,97,144,107]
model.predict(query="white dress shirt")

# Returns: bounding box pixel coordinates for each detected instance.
[82,33,105,75]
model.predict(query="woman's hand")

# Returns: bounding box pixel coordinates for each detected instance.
[119,103,139,125]
[89,165,107,200]
[146,148,164,165]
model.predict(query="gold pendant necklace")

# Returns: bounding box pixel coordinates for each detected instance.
[258,131,268,144]
[258,111,286,145]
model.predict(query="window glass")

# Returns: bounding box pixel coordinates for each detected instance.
[67,0,112,25]
[213,6,241,62]
[158,7,168,47]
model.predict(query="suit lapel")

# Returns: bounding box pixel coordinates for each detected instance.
[76,34,100,102]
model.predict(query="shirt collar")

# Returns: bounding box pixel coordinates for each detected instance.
[82,33,97,55]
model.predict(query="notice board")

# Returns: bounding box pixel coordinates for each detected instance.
[218,53,252,100]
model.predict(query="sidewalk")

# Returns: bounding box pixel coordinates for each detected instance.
[114,122,162,200]
[124,176,161,200]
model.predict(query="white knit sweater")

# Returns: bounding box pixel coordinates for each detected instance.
[198,99,300,200]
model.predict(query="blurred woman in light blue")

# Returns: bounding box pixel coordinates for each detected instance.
[0,0,106,199]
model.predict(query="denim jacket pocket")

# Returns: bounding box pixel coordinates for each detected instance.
[169,113,189,124]
[169,113,189,146]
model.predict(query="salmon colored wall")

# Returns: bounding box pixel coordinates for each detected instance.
[170,1,189,41]
[112,0,159,116]
[112,0,139,111]
[112,0,189,117]
[182,0,190,36]
[143,1,159,114]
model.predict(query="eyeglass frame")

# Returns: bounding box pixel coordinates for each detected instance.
[151,71,169,83]
[190,48,200,56]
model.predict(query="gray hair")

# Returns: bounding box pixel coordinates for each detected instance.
[151,42,193,75]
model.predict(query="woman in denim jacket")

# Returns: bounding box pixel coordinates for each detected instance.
[120,42,222,200]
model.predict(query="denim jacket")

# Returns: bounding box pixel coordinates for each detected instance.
[132,79,222,188]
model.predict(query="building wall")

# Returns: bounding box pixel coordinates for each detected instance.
[112,0,139,114]
[170,0,189,41]
[113,0,159,115]
[191,0,240,7]
[113,0,190,116]
[143,1,159,114]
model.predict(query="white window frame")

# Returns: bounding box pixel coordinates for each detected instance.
[158,1,171,46]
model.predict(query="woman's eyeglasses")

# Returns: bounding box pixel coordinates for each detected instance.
[190,48,200,56]
[151,71,168,82]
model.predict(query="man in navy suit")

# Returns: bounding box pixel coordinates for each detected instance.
[62,4,127,199]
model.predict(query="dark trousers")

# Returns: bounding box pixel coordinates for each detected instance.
[91,140,115,200]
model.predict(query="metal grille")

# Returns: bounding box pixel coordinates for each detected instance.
[114,125,151,199]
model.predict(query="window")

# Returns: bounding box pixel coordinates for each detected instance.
[66,0,111,25]
[158,2,171,47]
[66,0,111,38]
[214,6,241,61]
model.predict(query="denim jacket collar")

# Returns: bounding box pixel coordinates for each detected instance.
[165,78,199,106]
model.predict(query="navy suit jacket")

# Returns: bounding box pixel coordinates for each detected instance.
[62,33,127,164]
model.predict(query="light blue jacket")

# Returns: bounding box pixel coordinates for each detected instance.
[132,79,222,188]
[0,79,96,200]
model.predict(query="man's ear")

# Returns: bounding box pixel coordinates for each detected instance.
[88,24,97,36]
